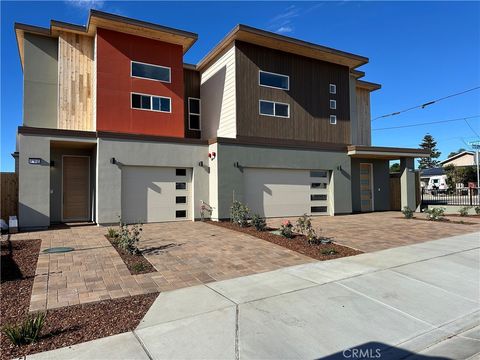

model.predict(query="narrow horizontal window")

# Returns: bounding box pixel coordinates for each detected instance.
[176,196,187,204]
[330,115,337,125]
[310,170,328,178]
[188,98,201,130]
[176,182,187,190]
[329,84,336,94]
[311,183,327,189]
[311,194,327,201]
[259,100,290,118]
[131,61,171,83]
[176,210,187,218]
[330,100,337,110]
[311,206,328,213]
[176,169,187,176]
[131,93,171,113]
[259,70,289,90]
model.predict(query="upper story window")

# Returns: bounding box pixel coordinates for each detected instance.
[188,97,201,130]
[329,84,336,94]
[131,92,171,113]
[131,61,171,83]
[259,100,290,118]
[330,100,337,110]
[259,70,289,90]
[330,115,337,125]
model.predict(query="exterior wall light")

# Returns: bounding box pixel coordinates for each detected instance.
[110,157,117,165]
[198,161,204,167]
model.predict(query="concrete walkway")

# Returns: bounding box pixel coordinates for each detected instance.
[27,232,480,360]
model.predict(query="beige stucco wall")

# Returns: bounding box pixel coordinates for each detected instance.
[442,153,476,167]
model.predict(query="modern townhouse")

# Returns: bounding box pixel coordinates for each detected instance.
[13,10,428,229]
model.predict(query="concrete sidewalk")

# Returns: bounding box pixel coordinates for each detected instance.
[27,232,480,360]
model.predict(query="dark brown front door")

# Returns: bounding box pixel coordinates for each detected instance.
[63,156,90,221]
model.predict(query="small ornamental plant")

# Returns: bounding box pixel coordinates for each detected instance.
[230,201,250,227]
[117,221,143,255]
[425,207,446,221]
[3,312,46,346]
[280,220,294,238]
[459,207,471,217]
[401,207,414,219]
[251,214,267,231]
[475,206,480,215]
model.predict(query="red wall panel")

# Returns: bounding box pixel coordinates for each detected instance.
[96,28,184,137]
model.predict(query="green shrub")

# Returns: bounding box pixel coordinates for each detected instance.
[280,220,294,238]
[425,207,446,221]
[230,201,250,227]
[321,248,338,255]
[475,206,480,215]
[117,221,143,254]
[3,312,46,346]
[295,214,312,235]
[106,227,118,238]
[401,207,414,219]
[132,263,146,273]
[459,207,471,217]
[251,214,267,231]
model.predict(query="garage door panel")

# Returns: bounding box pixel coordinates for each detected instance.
[121,166,191,223]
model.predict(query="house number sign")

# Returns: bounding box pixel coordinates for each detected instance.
[28,158,42,165]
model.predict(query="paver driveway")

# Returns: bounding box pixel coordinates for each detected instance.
[268,211,480,252]
[12,221,311,311]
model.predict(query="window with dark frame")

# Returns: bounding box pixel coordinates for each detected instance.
[311,183,327,189]
[131,61,171,83]
[176,196,187,204]
[330,100,337,110]
[329,84,336,94]
[131,93,171,113]
[188,98,201,130]
[311,194,327,201]
[175,182,187,190]
[175,210,187,218]
[176,169,187,176]
[330,115,337,125]
[310,170,328,178]
[311,206,328,213]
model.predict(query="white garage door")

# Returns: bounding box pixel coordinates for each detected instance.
[244,168,330,218]
[121,166,191,223]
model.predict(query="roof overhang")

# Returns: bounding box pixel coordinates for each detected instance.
[348,145,430,160]
[15,9,198,69]
[356,79,381,92]
[197,24,369,71]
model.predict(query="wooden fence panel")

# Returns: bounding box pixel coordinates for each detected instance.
[1,173,18,222]
[389,176,401,211]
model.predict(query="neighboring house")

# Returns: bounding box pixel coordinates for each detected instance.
[440,151,477,167]
[14,10,429,229]
[419,167,446,190]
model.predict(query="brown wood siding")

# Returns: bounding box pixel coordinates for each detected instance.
[184,68,201,139]
[235,41,351,144]
[58,32,94,131]
[1,173,18,222]
[355,87,371,146]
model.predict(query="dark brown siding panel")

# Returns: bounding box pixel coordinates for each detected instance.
[235,41,350,144]
[184,68,201,139]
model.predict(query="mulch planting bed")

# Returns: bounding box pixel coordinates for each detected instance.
[403,217,477,225]
[106,236,157,275]
[1,238,158,359]
[208,221,362,260]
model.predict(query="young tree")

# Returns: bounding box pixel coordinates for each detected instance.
[418,134,441,169]
[389,162,400,173]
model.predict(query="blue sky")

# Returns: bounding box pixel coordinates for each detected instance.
[1,1,479,171]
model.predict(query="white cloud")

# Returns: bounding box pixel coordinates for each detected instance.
[65,0,105,10]
[276,26,293,34]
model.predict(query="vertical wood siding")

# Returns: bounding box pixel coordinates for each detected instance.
[200,45,236,139]
[1,173,18,222]
[58,32,94,131]
[184,68,201,139]
[355,87,371,146]
[235,41,351,144]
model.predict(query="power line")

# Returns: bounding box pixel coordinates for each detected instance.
[372,115,480,131]
[372,86,480,121]
[464,118,480,138]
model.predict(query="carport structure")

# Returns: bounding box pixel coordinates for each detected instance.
[347,145,430,211]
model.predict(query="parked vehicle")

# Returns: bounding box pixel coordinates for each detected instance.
[427,175,448,193]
